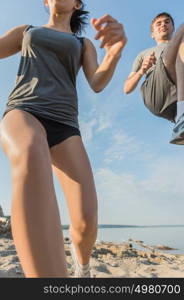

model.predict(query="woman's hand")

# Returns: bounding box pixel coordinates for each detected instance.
[91,14,127,57]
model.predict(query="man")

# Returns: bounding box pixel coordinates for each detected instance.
[124,12,184,145]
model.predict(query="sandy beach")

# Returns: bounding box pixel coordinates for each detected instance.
[0,235,184,278]
[1,207,184,278]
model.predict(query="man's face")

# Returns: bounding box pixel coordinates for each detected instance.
[151,16,174,41]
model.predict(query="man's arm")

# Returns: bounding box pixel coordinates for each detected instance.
[124,71,144,94]
[124,52,156,94]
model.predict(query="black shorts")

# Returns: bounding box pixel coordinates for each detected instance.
[3,109,81,147]
[141,56,177,122]
[30,113,81,148]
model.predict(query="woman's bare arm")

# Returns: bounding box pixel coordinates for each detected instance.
[0,25,28,59]
[82,15,127,93]
[82,38,122,93]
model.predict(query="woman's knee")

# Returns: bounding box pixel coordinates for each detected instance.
[71,215,98,237]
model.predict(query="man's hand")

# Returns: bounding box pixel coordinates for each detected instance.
[139,52,156,75]
[91,14,127,57]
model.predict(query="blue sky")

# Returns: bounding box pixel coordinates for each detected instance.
[0,0,184,225]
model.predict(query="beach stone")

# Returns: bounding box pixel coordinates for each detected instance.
[15,266,23,275]
[7,245,15,251]
[65,250,71,256]
[0,206,4,217]
[110,262,119,267]
[106,253,112,260]
[154,257,165,264]
[150,253,157,259]
[93,263,111,274]
[154,245,177,251]
[11,256,19,263]
[0,216,11,236]
[64,237,70,244]
[0,250,17,257]
[0,238,183,278]
[122,249,138,258]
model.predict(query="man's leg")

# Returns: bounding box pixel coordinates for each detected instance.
[169,38,184,144]
[175,43,184,104]
[163,24,184,85]
[162,24,184,144]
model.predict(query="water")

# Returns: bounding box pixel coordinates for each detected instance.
[63,226,184,255]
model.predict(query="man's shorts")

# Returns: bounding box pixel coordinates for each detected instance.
[140,55,177,122]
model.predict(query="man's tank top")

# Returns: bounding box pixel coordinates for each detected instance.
[4,25,84,129]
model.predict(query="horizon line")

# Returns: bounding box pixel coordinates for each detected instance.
[62,224,184,228]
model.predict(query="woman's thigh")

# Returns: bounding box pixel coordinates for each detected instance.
[0,109,58,204]
[50,136,98,225]
[0,109,48,159]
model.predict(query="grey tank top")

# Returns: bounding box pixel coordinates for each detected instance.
[4,25,84,129]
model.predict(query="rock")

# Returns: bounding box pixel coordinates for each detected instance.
[122,249,138,258]
[65,250,71,256]
[150,253,157,259]
[64,237,70,244]
[93,263,111,274]
[0,217,11,235]
[0,205,4,217]
[135,240,144,243]
[11,256,20,263]
[110,262,119,267]
[154,245,177,251]
[0,239,184,278]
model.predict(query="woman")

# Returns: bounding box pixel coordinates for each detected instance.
[0,0,127,277]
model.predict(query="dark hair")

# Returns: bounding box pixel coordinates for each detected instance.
[150,12,175,32]
[71,0,89,35]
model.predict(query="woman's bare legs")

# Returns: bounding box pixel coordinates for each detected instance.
[51,136,98,266]
[0,109,68,277]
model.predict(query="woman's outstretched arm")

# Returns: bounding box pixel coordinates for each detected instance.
[82,14,127,92]
[0,25,28,59]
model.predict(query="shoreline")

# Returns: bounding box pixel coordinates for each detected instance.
[0,236,184,278]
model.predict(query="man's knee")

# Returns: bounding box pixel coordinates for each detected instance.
[177,23,184,35]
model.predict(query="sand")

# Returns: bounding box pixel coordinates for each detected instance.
[0,236,184,278]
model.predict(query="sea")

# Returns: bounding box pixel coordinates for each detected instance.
[63,225,184,255]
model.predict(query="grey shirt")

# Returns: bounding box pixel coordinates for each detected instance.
[4,25,84,129]
[131,42,168,77]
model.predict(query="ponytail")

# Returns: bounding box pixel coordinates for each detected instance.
[70,1,89,35]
